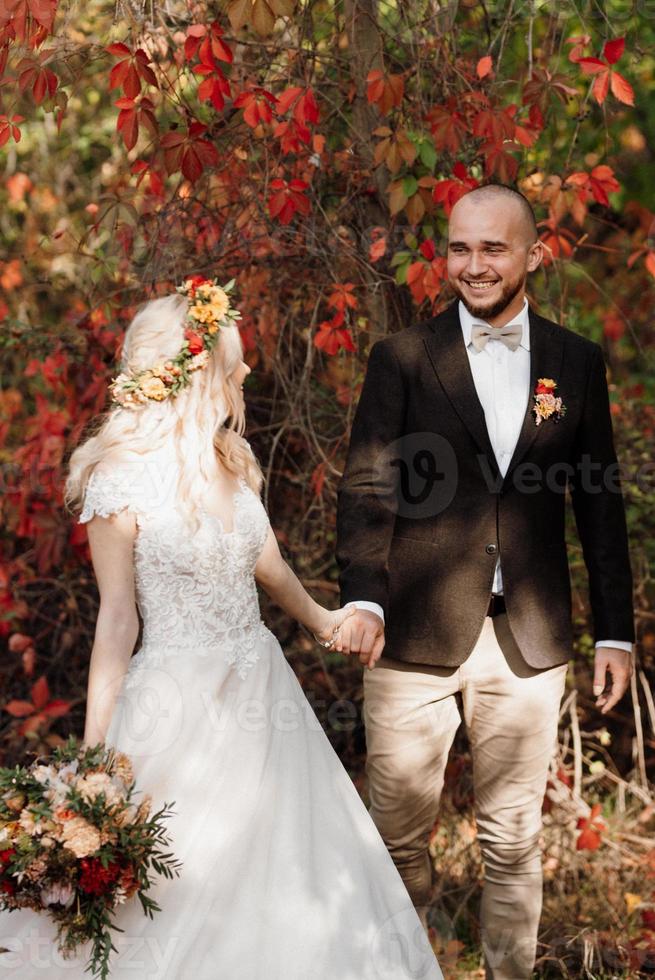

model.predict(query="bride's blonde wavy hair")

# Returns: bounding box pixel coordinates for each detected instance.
[65,292,264,532]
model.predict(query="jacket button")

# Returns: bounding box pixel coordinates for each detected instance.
[485,543,497,555]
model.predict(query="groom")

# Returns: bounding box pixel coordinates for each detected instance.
[335,184,634,979]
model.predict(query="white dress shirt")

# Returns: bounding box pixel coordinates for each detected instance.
[347,299,632,654]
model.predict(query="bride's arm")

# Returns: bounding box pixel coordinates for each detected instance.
[254,526,337,638]
[82,509,140,747]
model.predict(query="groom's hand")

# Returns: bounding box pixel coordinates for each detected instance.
[593,647,633,714]
[336,610,385,670]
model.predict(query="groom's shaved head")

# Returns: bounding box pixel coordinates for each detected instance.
[454,184,538,245]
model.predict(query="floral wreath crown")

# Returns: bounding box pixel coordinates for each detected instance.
[109,275,242,410]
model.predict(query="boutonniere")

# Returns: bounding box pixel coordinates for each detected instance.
[532,377,567,426]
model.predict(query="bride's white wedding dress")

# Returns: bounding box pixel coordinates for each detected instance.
[0,444,442,980]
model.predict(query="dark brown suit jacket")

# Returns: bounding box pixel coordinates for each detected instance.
[336,302,635,669]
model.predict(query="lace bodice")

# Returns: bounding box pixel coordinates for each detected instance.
[78,448,273,683]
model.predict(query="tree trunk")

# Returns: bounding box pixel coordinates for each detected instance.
[343,0,412,343]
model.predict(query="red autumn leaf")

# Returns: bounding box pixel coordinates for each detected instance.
[186,21,233,64]
[4,672,71,735]
[275,86,319,125]
[160,122,219,182]
[476,55,493,79]
[234,88,277,128]
[109,56,140,99]
[592,69,610,105]
[432,162,479,215]
[513,104,544,147]
[16,52,58,105]
[106,42,131,57]
[314,312,357,355]
[293,88,319,126]
[310,462,326,498]
[273,118,312,153]
[538,219,576,263]
[184,24,206,60]
[472,104,516,143]
[425,101,469,154]
[115,100,138,150]
[406,257,447,305]
[131,160,165,196]
[192,36,233,111]
[267,178,311,225]
[566,34,591,63]
[31,674,49,710]
[576,825,602,851]
[565,165,620,206]
[577,56,607,75]
[577,38,633,106]
[481,140,519,182]
[610,71,634,106]
[23,647,36,677]
[114,96,158,151]
[4,699,35,717]
[419,239,436,261]
[369,228,387,263]
[521,67,578,110]
[646,252,655,278]
[327,283,357,313]
[197,72,231,112]
[603,313,626,341]
[2,0,57,39]
[589,164,620,203]
[366,69,404,114]
[40,699,71,719]
[0,115,25,148]
[603,37,625,65]
[107,44,158,99]
[8,632,32,653]
[275,85,304,115]
[556,765,572,786]
[576,802,607,850]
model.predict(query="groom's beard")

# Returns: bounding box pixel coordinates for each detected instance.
[449,271,526,322]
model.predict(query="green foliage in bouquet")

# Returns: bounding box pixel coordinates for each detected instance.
[0,736,181,979]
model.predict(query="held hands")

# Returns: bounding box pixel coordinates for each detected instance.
[314,607,385,670]
[593,647,633,714]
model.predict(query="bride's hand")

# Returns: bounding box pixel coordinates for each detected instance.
[312,605,357,651]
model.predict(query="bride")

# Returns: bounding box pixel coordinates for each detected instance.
[0,277,443,979]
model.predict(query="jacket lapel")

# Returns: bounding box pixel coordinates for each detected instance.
[423,302,565,488]
[502,308,565,485]
[423,302,501,482]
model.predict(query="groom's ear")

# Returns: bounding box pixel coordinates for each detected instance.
[527,238,544,273]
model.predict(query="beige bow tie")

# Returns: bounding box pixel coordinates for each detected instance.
[470,322,523,352]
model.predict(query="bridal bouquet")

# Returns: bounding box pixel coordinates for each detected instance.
[0,737,181,979]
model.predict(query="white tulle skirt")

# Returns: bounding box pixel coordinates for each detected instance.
[0,627,442,979]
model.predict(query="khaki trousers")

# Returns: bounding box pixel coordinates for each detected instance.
[362,612,568,980]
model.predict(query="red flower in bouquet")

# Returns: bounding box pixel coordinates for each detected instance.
[184,329,205,354]
[183,274,211,297]
[0,847,16,896]
[79,857,122,896]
